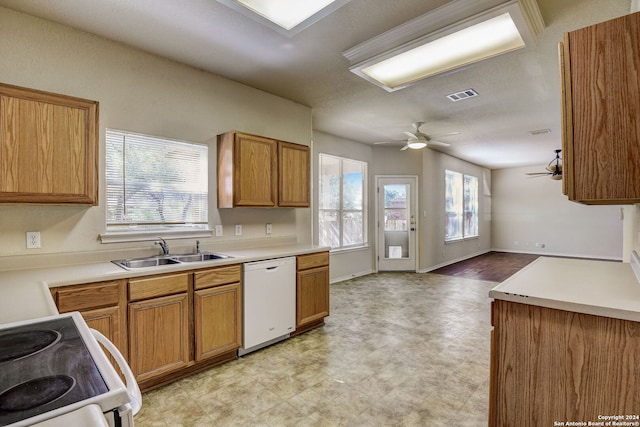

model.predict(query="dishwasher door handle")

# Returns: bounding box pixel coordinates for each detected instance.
[266,266,279,270]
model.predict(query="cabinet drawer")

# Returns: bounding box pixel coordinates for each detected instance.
[56,281,121,312]
[129,273,190,301]
[297,252,329,271]
[194,265,242,290]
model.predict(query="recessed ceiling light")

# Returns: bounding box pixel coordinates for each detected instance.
[217,0,350,36]
[343,0,544,92]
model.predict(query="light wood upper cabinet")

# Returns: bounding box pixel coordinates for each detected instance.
[560,12,640,204]
[278,141,310,207]
[217,131,278,208]
[0,83,98,205]
[217,131,310,208]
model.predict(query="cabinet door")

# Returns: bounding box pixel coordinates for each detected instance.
[0,83,98,205]
[296,266,330,327]
[128,293,190,382]
[562,13,640,204]
[278,141,310,207]
[234,133,278,207]
[194,283,242,361]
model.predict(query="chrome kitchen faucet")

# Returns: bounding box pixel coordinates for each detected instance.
[155,237,169,255]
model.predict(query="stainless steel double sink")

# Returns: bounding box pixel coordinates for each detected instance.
[112,252,231,270]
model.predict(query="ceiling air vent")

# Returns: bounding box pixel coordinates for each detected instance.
[446,89,479,102]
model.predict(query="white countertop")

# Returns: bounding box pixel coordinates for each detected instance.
[0,243,329,287]
[489,256,640,322]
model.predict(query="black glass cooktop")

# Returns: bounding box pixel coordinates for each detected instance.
[0,317,109,425]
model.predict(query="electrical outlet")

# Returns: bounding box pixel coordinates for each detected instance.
[266,223,272,235]
[235,224,242,236]
[26,231,41,249]
[215,225,223,237]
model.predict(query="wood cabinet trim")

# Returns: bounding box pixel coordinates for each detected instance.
[128,273,190,301]
[297,252,329,271]
[194,265,242,290]
[55,280,121,312]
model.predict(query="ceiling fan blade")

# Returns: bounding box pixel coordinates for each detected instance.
[427,140,450,147]
[374,140,408,145]
[400,144,409,151]
[525,172,552,176]
[403,131,419,140]
[428,132,460,139]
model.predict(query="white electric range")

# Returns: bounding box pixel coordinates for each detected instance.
[0,312,138,427]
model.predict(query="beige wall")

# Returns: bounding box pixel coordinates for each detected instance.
[0,7,311,264]
[492,166,623,260]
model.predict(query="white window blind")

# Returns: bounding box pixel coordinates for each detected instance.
[106,129,208,229]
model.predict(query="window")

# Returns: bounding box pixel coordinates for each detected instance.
[318,154,367,249]
[105,129,208,231]
[445,170,478,241]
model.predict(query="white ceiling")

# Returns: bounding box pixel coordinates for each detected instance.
[0,0,631,169]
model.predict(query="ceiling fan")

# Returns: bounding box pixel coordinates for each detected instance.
[526,149,563,180]
[374,122,460,151]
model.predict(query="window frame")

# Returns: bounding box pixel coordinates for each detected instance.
[318,153,368,251]
[445,169,479,242]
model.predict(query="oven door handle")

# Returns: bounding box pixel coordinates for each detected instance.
[90,329,142,416]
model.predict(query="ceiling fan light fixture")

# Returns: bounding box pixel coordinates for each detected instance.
[407,140,427,149]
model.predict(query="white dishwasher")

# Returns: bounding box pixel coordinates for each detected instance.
[239,256,296,355]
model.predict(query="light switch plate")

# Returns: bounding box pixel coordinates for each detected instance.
[235,224,242,236]
[215,225,223,237]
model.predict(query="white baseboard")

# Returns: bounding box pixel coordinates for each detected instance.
[331,269,375,284]
[490,248,622,262]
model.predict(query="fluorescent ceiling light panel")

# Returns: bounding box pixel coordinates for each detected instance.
[362,13,524,89]
[235,0,336,30]
[217,0,350,36]
[343,0,544,91]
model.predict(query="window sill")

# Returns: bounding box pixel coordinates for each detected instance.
[100,228,213,244]
[329,244,371,254]
[445,236,479,244]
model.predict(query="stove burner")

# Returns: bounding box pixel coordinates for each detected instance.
[0,375,76,412]
[0,330,61,363]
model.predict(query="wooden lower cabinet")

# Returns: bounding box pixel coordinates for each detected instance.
[52,280,127,356]
[194,283,242,361]
[128,293,190,382]
[127,273,190,383]
[489,300,640,426]
[194,265,242,361]
[296,252,330,331]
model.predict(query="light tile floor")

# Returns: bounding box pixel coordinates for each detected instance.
[135,272,495,426]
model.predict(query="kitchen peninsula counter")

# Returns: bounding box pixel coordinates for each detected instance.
[489,255,640,322]
[488,255,640,425]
